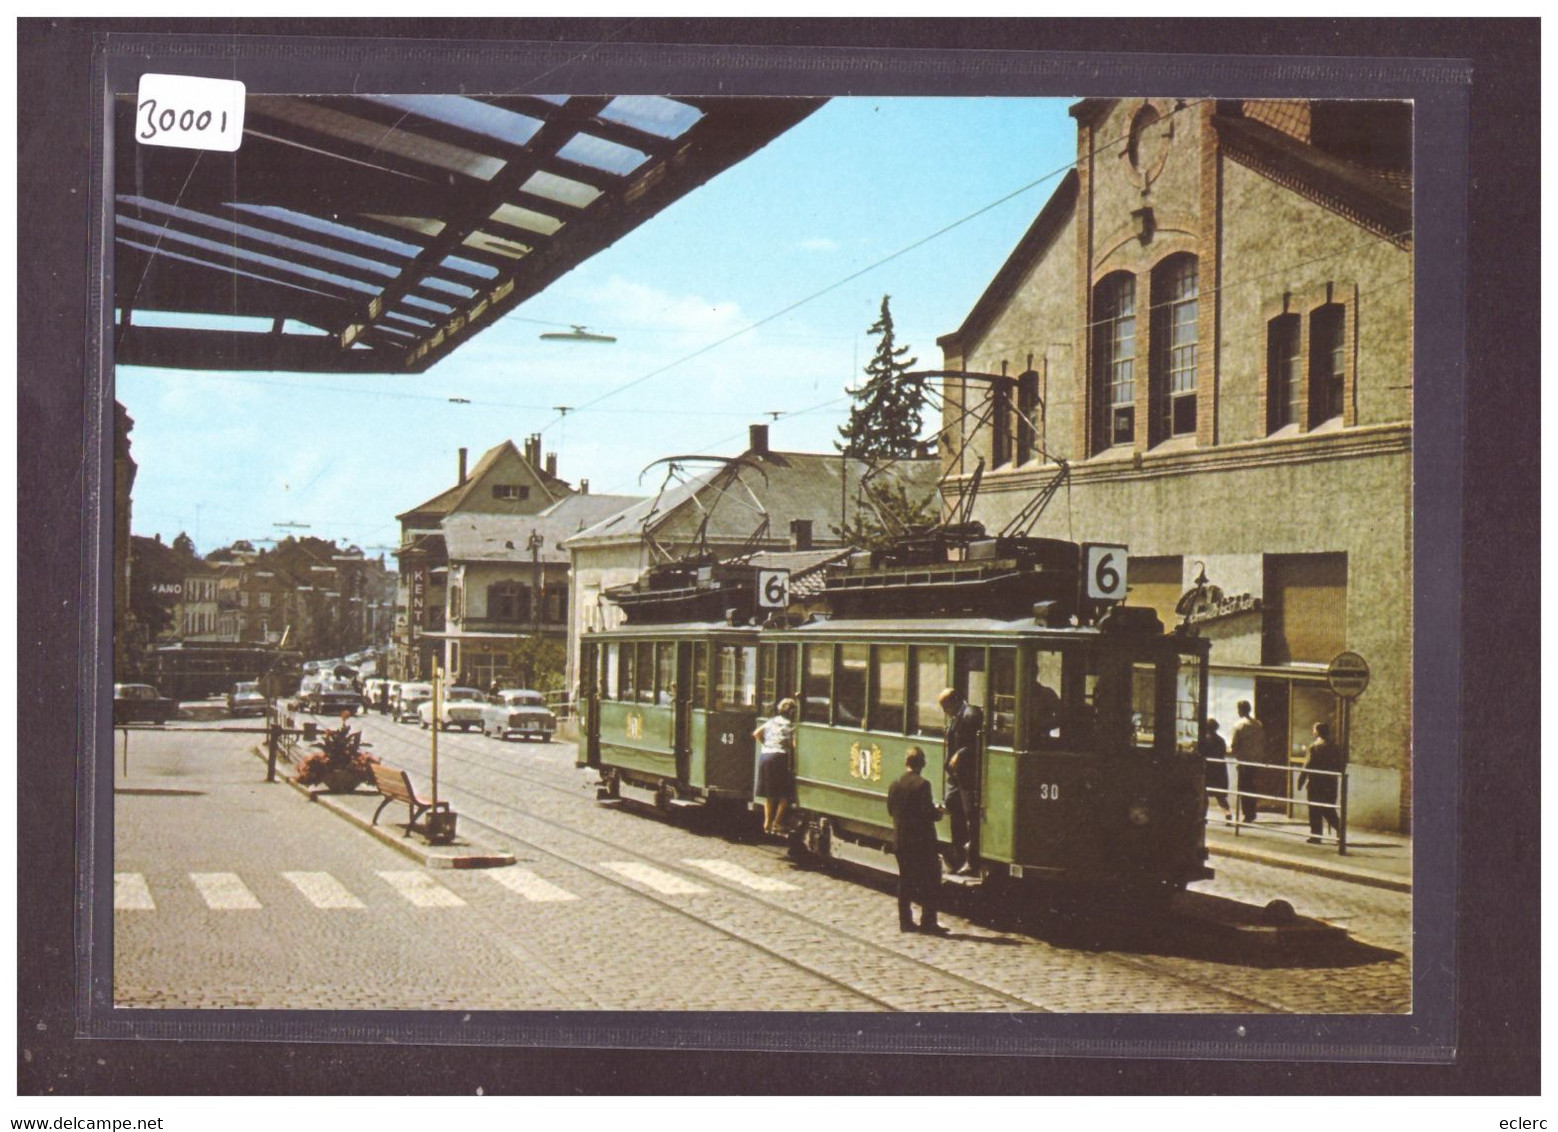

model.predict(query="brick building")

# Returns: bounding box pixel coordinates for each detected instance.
[937,98,1413,831]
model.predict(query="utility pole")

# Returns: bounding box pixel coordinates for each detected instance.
[528,530,544,687]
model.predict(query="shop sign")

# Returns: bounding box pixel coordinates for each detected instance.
[1326,651,1370,698]
[1183,590,1262,626]
[410,567,427,636]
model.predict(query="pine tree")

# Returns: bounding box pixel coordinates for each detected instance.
[837,296,923,459]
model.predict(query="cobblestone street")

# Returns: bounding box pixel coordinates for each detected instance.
[113,717,1412,1014]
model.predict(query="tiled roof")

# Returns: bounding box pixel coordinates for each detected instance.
[443,493,645,564]
[564,450,943,548]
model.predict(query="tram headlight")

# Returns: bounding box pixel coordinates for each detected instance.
[1126,801,1152,827]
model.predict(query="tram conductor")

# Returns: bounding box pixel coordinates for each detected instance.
[887,747,947,934]
[938,687,984,875]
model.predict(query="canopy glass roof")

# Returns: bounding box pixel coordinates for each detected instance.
[113,93,823,373]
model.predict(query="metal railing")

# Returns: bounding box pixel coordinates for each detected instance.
[1205,756,1349,855]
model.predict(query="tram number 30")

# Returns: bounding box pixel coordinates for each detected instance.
[1039,783,1061,801]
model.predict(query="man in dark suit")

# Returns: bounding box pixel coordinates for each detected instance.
[938,687,984,874]
[887,747,947,934]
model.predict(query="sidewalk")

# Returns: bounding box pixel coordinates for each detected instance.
[255,734,515,870]
[1204,814,1411,893]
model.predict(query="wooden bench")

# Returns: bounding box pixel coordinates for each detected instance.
[370,764,450,837]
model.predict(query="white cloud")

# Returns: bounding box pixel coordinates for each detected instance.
[799,237,839,252]
[577,275,745,340]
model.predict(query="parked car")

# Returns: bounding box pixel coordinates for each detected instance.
[113,683,176,725]
[227,681,267,717]
[480,689,556,742]
[303,678,363,715]
[393,682,433,723]
[418,686,486,731]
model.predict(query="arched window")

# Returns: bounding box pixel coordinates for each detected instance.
[1267,313,1303,432]
[1016,370,1040,464]
[1151,254,1199,441]
[1093,273,1137,450]
[1309,304,1346,425]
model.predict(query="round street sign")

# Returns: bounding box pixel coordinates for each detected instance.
[1327,651,1371,698]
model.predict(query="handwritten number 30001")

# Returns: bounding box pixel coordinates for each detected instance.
[138,99,226,141]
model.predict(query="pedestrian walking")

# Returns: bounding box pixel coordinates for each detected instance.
[1200,718,1231,821]
[1228,699,1265,823]
[1299,720,1345,842]
[886,747,947,934]
[751,698,797,835]
[938,687,983,874]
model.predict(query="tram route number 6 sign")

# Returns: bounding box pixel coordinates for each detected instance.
[1081,543,1129,603]
[757,569,790,609]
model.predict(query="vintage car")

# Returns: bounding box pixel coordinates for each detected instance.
[480,689,556,742]
[393,682,433,723]
[303,678,363,715]
[417,686,487,731]
[227,681,267,717]
[113,683,177,725]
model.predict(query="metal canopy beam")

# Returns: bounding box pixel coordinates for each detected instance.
[114,93,825,375]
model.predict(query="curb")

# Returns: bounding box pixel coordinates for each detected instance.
[1207,841,1411,894]
[254,745,515,870]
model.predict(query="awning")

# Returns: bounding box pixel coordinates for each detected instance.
[113,94,824,374]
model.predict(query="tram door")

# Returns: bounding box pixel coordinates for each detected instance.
[674,641,693,784]
[579,642,600,769]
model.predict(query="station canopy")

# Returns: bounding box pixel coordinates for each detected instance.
[113,93,823,374]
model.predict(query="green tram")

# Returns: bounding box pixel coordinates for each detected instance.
[579,540,1215,897]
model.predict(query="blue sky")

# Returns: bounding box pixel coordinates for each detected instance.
[117,96,1078,556]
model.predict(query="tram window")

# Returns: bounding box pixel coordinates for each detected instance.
[1082,655,1133,752]
[636,642,655,703]
[1131,664,1157,748]
[603,643,619,702]
[693,642,709,709]
[836,644,868,728]
[801,645,832,724]
[618,643,634,701]
[656,642,675,706]
[908,645,948,737]
[714,644,758,711]
[870,645,907,734]
[1031,649,1065,746]
[770,643,798,711]
[1174,659,1200,753]
[759,646,777,714]
[989,647,1016,748]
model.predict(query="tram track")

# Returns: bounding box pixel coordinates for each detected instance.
[366,724,1341,1014]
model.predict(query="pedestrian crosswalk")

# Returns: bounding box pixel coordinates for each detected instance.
[114,856,803,913]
